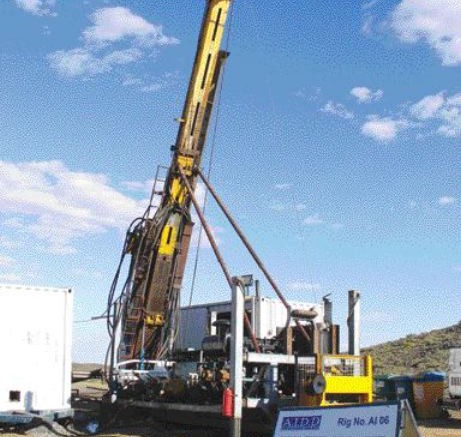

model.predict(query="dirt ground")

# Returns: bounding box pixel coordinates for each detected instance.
[0,413,461,437]
[95,412,461,437]
[2,413,461,437]
[417,411,461,437]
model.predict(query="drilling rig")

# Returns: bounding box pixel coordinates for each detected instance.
[108,0,233,365]
[106,1,373,433]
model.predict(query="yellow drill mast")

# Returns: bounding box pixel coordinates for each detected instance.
[118,0,233,362]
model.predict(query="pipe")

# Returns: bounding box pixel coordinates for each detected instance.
[177,167,260,353]
[347,290,360,356]
[196,168,311,343]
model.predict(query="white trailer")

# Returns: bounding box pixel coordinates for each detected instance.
[440,348,461,412]
[0,284,73,423]
[448,348,461,398]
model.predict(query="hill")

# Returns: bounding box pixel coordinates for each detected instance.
[362,321,461,376]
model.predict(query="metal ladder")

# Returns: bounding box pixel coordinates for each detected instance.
[147,165,169,218]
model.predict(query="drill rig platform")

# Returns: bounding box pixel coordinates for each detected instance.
[108,283,372,433]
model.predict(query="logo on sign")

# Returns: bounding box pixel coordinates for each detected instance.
[281,415,322,431]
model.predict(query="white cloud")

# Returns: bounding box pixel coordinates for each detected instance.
[287,281,321,292]
[0,255,15,267]
[409,91,461,137]
[361,115,409,142]
[190,224,224,249]
[294,87,321,101]
[122,76,143,87]
[103,48,143,65]
[350,86,383,103]
[303,214,323,226]
[447,94,461,106]
[0,236,22,250]
[321,101,354,119]
[140,83,163,93]
[295,203,307,211]
[2,217,25,229]
[192,182,207,209]
[83,7,178,47]
[122,71,178,93]
[438,196,457,206]
[438,101,461,138]
[392,0,461,66]
[15,0,56,16]
[0,160,146,254]
[361,15,375,36]
[48,7,178,78]
[274,183,291,191]
[0,273,22,283]
[48,47,143,77]
[410,92,445,120]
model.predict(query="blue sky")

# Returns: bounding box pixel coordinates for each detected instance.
[0,0,459,363]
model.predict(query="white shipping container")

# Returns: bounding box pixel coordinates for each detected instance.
[0,284,72,413]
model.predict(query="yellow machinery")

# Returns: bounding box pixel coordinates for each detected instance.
[298,354,373,407]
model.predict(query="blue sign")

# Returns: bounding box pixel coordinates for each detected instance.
[281,415,322,431]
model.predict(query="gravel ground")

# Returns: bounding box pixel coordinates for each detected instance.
[417,411,461,437]
[2,415,461,437]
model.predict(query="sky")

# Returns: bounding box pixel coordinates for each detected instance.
[0,0,460,363]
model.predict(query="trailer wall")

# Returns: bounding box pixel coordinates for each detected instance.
[0,284,73,412]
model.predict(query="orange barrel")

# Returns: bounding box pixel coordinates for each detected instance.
[222,387,234,417]
[412,372,445,419]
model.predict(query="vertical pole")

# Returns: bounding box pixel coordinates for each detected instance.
[348,290,361,378]
[347,290,360,356]
[323,295,332,354]
[230,277,244,437]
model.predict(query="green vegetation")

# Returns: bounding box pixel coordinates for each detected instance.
[362,322,461,376]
